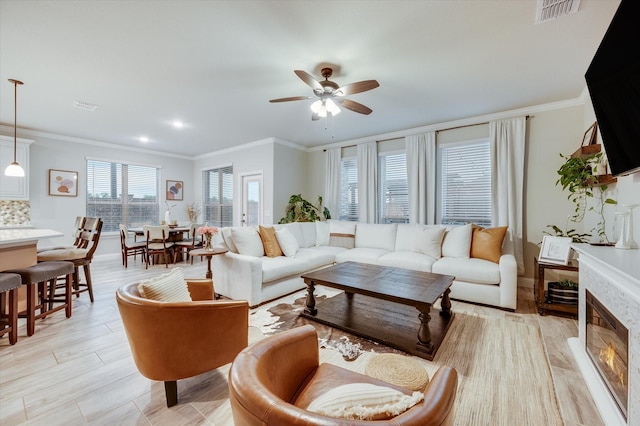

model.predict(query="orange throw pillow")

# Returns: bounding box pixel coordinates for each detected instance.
[258,225,283,257]
[470,225,508,263]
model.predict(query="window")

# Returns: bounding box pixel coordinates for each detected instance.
[203,165,233,227]
[86,159,159,232]
[378,152,408,223]
[438,139,492,226]
[339,158,358,221]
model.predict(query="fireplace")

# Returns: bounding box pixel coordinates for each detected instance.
[585,290,629,421]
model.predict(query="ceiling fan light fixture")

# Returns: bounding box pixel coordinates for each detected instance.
[310,99,341,117]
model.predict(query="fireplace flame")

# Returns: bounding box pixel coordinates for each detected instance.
[599,342,625,386]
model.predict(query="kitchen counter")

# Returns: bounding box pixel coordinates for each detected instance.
[0,228,63,247]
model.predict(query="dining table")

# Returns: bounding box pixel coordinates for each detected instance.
[128,225,191,263]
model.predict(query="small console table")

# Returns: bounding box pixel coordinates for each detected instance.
[534,257,579,318]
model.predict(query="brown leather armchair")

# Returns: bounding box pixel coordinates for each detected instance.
[228,324,458,426]
[116,279,249,407]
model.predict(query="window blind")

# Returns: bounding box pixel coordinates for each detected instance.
[339,158,358,221]
[203,165,233,227]
[86,159,159,232]
[378,152,409,224]
[439,140,492,226]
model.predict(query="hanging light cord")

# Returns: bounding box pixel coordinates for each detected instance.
[8,79,23,164]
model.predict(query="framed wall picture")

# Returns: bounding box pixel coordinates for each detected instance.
[49,169,78,197]
[166,180,183,201]
[539,236,573,265]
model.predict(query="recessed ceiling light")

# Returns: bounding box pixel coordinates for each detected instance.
[139,136,149,143]
[172,120,184,129]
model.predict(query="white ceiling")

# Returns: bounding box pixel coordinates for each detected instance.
[0,0,620,157]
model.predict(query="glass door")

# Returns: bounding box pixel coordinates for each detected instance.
[241,173,262,226]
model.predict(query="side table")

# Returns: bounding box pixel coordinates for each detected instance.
[189,247,228,280]
[534,257,579,318]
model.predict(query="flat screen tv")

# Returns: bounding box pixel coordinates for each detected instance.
[585,0,640,177]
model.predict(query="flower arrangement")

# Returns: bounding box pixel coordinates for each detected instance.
[187,202,201,223]
[197,225,219,251]
[197,225,218,236]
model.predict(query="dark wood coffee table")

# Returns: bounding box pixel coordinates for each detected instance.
[300,261,455,360]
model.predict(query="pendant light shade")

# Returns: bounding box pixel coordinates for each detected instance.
[4,79,25,177]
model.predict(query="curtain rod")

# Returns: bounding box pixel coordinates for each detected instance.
[323,115,531,150]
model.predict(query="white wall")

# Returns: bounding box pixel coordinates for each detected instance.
[21,132,194,256]
[273,141,308,224]
[193,138,275,227]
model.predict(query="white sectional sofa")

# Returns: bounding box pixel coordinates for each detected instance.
[211,220,518,310]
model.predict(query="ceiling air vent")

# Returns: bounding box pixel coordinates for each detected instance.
[73,100,99,111]
[536,0,581,24]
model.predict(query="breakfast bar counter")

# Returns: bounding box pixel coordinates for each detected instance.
[1,228,64,311]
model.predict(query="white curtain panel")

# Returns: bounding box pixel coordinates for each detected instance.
[324,148,341,219]
[490,116,526,275]
[357,141,377,223]
[405,132,436,224]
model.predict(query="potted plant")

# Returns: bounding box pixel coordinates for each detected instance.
[278,194,331,223]
[546,151,617,243]
[546,279,578,305]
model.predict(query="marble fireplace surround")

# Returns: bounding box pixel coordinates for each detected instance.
[569,244,640,426]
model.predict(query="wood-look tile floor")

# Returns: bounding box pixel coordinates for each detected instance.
[0,254,604,425]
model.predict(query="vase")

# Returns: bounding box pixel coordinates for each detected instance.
[164,210,171,225]
[204,234,213,251]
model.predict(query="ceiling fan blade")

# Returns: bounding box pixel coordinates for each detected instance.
[294,70,323,92]
[338,99,373,115]
[335,80,379,96]
[269,96,313,103]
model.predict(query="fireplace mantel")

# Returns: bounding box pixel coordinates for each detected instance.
[570,244,640,426]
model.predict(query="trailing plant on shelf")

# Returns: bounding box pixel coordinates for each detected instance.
[278,194,331,223]
[546,152,617,243]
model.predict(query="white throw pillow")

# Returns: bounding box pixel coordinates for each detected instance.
[441,223,472,259]
[275,227,299,257]
[231,228,265,257]
[412,226,446,259]
[307,383,424,421]
[315,221,330,246]
[137,267,191,302]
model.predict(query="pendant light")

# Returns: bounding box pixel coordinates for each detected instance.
[4,79,25,177]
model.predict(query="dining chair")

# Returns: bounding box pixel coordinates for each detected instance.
[119,224,146,268]
[173,223,203,264]
[143,224,176,268]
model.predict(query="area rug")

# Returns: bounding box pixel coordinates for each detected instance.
[249,290,563,426]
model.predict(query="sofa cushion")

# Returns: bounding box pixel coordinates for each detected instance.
[275,227,299,257]
[261,256,308,283]
[306,382,423,421]
[220,226,244,253]
[412,226,446,259]
[298,222,317,248]
[441,224,472,259]
[395,224,425,252]
[471,225,508,263]
[329,220,357,249]
[315,221,330,246]
[281,222,305,249]
[378,251,437,272]
[258,225,283,257]
[231,228,265,257]
[432,257,501,285]
[355,223,397,251]
[137,267,192,302]
[294,248,336,270]
[335,248,390,265]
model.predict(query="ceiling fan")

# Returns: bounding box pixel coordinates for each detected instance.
[269,68,379,120]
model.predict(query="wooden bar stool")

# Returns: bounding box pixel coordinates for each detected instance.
[5,261,74,336]
[0,273,22,345]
